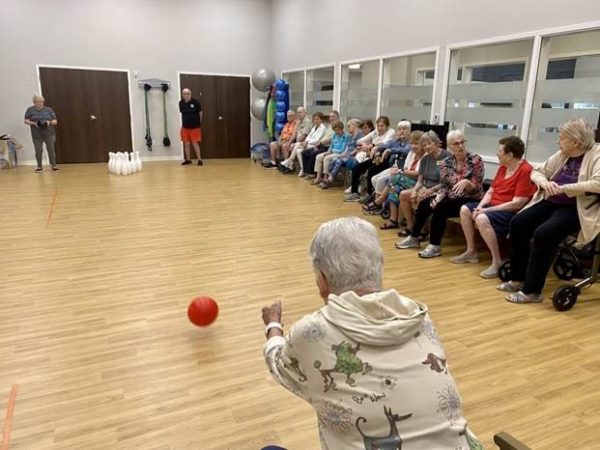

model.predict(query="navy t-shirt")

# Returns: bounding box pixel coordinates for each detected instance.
[179,99,202,129]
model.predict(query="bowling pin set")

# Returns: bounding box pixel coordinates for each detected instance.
[108,152,143,175]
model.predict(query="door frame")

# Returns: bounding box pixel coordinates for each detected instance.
[177,71,251,157]
[36,64,136,151]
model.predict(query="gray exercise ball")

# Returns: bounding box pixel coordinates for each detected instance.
[251,68,276,92]
[251,97,268,120]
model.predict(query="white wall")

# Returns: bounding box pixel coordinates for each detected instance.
[0,0,272,163]
[272,0,600,120]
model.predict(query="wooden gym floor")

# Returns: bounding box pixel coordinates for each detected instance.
[1,160,599,449]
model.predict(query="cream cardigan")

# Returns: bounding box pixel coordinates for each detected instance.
[527,144,600,244]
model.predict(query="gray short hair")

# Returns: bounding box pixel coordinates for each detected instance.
[420,130,441,145]
[559,118,595,151]
[397,120,412,130]
[446,129,464,144]
[347,118,361,128]
[309,217,383,295]
[33,94,44,102]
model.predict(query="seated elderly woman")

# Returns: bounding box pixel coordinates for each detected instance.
[396,130,484,259]
[500,118,600,304]
[451,136,536,278]
[361,122,413,215]
[280,112,327,175]
[303,111,340,179]
[377,131,425,230]
[262,217,482,450]
[263,110,297,168]
[396,131,450,240]
[344,116,396,202]
[327,118,364,182]
[312,121,350,188]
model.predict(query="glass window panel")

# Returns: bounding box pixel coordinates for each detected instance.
[445,39,534,158]
[282,71,305,110]
[380,52,436,125]
[306,67,334,114]
[527,29,600,163]
[340,60,379,122]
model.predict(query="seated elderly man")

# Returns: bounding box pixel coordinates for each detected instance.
[264,110,297,169]
[262,217,482,450]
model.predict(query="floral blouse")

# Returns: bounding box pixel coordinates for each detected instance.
[436,152,485,200]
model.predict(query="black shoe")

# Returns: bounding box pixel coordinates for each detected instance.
[35,167,42,173]
[265,162,278,169]
[52,166,59,171]
[181,160,192,165]
[197,160,204,166]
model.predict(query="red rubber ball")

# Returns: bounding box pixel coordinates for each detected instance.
[187,296,219,327]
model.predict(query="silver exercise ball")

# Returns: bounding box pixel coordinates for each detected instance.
[251,68,276,92]
[251,97,268,120]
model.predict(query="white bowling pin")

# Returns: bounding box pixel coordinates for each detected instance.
[123,153,130,176]
[135,151,142,172]
[116,152,123,175]
[129,152,137,173]
[108,152,114,173]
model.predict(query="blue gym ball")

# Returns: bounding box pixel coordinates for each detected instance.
[275,79,288,90]
[275,90,286,101]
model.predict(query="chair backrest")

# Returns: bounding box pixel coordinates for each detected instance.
[494,432,532,450]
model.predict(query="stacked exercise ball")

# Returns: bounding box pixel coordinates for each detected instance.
[273,79,290,136]
[251,68,276,121]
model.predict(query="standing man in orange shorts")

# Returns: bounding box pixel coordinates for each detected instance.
[179,88,203,166]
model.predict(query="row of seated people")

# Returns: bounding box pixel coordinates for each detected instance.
[263,111,600,304]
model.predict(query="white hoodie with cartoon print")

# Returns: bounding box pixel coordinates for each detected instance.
[264,289,483,450]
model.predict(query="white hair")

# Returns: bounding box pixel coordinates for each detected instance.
[347,118,361,128]
[559,118,595,151]
[446,129,464,144]
[309,217,383,295]
[33,94,44,102]
[286,110,296,115]
[397,120,412,130]
[182,88,191,94]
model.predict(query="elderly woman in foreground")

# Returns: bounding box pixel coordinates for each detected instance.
[261,217,482,450]
[501,119,600,304]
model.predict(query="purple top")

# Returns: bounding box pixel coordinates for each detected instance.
[548,155,583,205]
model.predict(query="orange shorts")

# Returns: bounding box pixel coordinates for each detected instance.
[180,127,202,143]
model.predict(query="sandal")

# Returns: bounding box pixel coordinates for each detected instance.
[380,221,399,230]
[496,281,523,293]
[363,201,381,212]
[319,181,329,189]
[505,291,543,304]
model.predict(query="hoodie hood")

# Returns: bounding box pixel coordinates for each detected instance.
[320,289,427,346]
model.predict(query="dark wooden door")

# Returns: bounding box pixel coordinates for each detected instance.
[179,74,250,158]
[39,67,132,163]
[216,76,251,158]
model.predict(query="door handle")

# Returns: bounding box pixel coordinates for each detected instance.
[90,115,97,120]
[218,116,224,121]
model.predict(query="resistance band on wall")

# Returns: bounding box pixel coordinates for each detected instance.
[143,83,153,151]
[161,83,171,147]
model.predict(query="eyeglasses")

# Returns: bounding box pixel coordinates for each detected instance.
[450,140,467,146]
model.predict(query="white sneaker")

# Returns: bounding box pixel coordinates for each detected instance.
[298,170,305,177]
[344,187,351,194]
[395,236,420,249]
